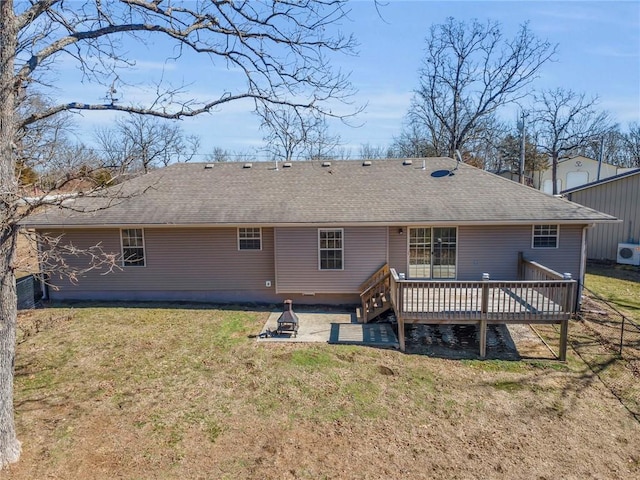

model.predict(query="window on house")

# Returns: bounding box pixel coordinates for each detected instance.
[319,229,343,270]
[121,229,145,266]
[532,225,559,248]
[238,227,262,250]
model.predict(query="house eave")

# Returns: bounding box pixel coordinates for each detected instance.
[24,218,620,230]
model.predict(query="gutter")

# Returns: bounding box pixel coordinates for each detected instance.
[23,218,621,230]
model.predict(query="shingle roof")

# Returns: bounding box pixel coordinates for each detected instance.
[25,158,617,227]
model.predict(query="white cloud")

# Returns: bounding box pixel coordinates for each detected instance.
[586,46,639,59]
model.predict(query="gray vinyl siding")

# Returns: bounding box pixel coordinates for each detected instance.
[41,223,585,303]
[275,226,387,294]
[385,225,584,281]
[457,225,583,280]
[566,173,640,261]
[41,227,275,295]
[388,227,407,274]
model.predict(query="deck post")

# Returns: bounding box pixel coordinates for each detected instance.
[480,273,490,358]
[517,252,525,279]
[558,276,574,361]
[559,319,568,361]
[479,320,487,358]
[397,317,405,352]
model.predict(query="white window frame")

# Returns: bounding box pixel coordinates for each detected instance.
[238,227,262,251]
[120,228,146,267]
[407,226,457,279]
[532,224,559,249]
[318,228,344,271]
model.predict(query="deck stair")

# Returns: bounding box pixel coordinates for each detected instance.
[358,263,392,323]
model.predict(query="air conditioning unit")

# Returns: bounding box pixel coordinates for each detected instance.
[617,243,640,266]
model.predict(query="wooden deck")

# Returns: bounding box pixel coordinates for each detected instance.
[398,283,570,323]
[360,258,577,359]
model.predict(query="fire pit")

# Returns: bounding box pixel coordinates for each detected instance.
[277,299,299,337]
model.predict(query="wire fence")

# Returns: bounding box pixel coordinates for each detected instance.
[579,283,640,359]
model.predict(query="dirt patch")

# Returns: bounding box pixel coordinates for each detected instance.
[405,323,553,360]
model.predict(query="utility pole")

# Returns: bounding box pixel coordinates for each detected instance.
[597,136,604,181]
[518,110,527,185]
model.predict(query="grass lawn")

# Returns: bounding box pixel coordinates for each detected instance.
[4,302,640,479]
[584,264,640,323]
[573,264,640,426]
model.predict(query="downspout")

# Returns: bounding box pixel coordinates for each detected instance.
[577,224,594,311]
[35,230,49,301]
[273,228,279,296]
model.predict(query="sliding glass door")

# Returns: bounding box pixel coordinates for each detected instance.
[408,227,457,279]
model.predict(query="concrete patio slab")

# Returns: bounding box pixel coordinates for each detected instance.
[256,309,399,349]
[328,323,399,348]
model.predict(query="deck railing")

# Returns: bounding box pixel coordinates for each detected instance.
[389,268,576,324]
[359,264,391,323]
[389,267,576,358]
[519,253,569,282]
[518,253,574,308]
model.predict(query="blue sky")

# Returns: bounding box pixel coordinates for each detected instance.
[60,1,640,159]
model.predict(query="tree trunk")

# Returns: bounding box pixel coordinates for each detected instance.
[551,152,559,195]
[0,0,22,468]
[0,232,20,469]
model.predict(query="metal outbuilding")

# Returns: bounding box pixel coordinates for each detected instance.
[563,169,640,262]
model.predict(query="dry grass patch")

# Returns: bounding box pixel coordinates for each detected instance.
[4,302,640,479]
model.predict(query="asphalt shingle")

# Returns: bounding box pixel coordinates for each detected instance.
[25,158,617,227]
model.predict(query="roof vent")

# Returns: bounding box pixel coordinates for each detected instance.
[243,163,252,169]
[322,161,331,167]
[283,162,292,168]
[204,164,214,169]
[362,160,372,166]
[403,159,413,166]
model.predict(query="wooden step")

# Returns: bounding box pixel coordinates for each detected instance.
[365,303,392,322]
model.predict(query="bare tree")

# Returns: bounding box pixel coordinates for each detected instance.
[303,116,342,161]
[622,122,640,167]
[389,121,438,158]
[258,106,317,162]
[0,0,356,467]
[406,18,556,157]
[16,95,75,172]
[457,115,509,170]
[359,143,386,159]
[574,126,623,166]
[15,92,118,195]
[39,141,104,189]
[258,105,343,161]
[96,116,200,173]
[204,147,255,163]
[206,147,232,163]
[532,88,611,194]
